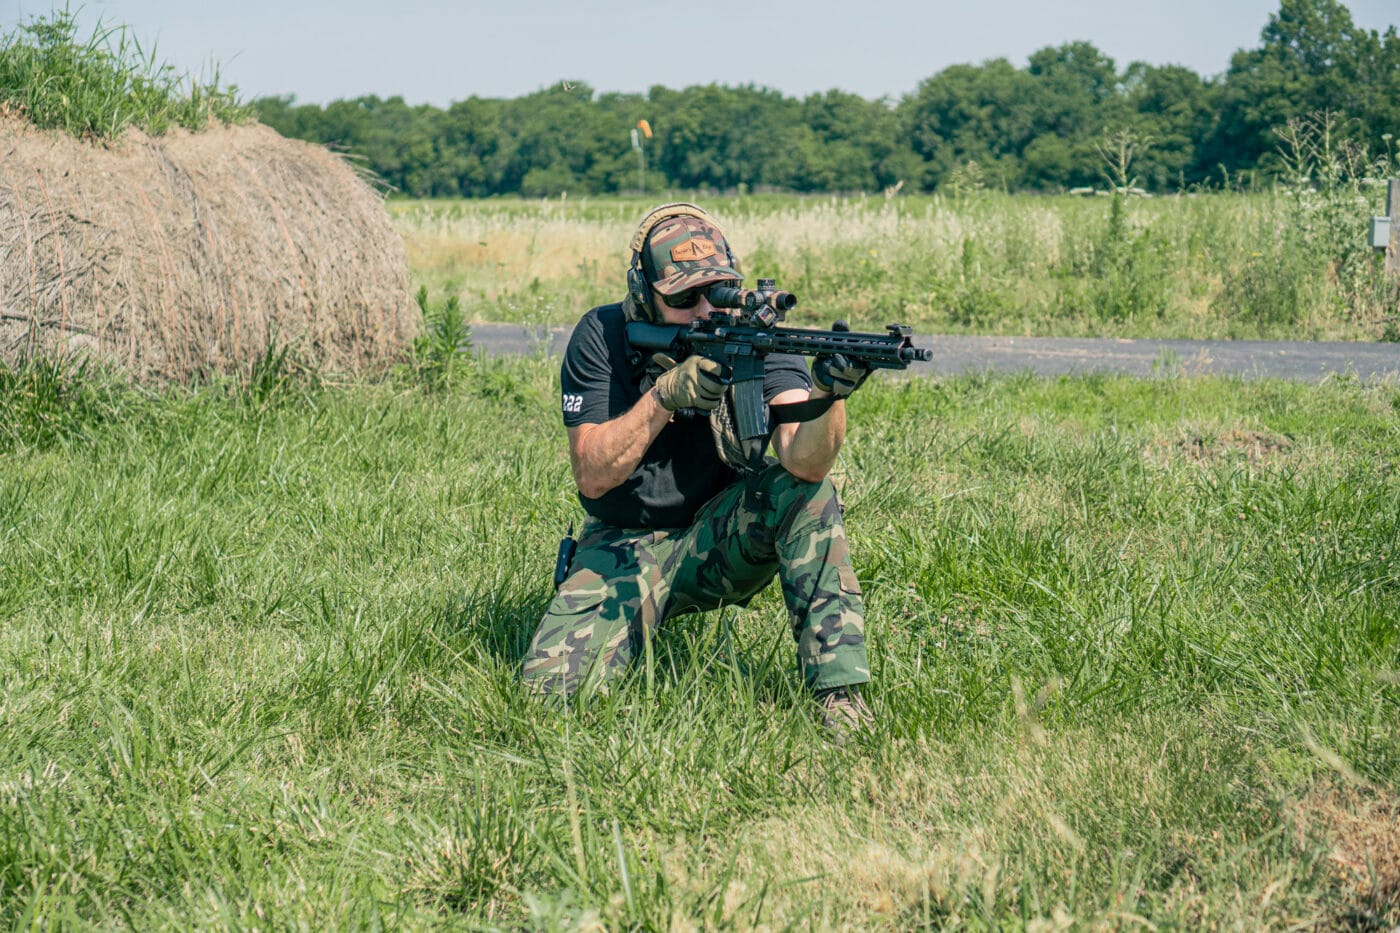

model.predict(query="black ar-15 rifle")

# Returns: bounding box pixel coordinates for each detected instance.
[625,279,933,467]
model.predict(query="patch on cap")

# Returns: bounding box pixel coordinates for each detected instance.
[671,238,717,262]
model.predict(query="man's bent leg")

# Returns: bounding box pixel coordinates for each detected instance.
[660,468,869,691]
[659,480,780,616]
[758,467,870,690]
[521,523,667,698]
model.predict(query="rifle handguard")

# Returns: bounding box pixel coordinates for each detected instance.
[624,316,931,433]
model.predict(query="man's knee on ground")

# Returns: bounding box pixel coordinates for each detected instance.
[764,467,841,533]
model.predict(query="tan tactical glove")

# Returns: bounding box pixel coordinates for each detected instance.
[811,320,872,398]
[653,353,727,412]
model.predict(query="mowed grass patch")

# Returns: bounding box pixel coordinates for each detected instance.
[1,359,1397,928]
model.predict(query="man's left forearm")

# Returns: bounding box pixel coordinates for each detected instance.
[777,392,845,482]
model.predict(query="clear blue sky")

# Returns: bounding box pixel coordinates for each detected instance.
[4,0,1397,105]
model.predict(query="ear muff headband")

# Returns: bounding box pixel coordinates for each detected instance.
[629,202,711,255]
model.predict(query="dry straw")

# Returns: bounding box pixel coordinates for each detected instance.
[0,115,418,381]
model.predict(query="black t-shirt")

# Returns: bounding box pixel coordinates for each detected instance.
[561,303,812,529]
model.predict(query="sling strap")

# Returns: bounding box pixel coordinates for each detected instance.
[768,394,837,424]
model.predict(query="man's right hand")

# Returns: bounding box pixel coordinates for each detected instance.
[653,353,727,412]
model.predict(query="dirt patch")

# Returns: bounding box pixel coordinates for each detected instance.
[1146,426,1296,466]
[1218,428,1294,458]
[0,115,417,382]
[1289,783,1400,928]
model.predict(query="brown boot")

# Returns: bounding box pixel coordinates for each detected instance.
[814,685,874,742]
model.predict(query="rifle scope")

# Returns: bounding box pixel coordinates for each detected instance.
[707,277,798,318]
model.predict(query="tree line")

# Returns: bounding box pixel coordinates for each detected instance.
[252,0,1399,197]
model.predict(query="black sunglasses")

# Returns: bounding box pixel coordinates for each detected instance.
[666,281,738,309]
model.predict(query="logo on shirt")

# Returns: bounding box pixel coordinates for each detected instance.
[562,393,583,414]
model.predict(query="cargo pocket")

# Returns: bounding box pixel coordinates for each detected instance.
[550,571,610,617]
[524,571,617,694]
[837,562,863,595]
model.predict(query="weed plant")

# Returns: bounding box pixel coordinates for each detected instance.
[411,286,475,391]
[1269,113,1400,335]
[0,9,247,138]
[1,355,1397,927]
[394,188,1399,341]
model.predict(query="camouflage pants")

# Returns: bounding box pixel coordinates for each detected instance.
[522,465,869,698]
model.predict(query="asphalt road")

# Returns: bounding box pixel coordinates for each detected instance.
[470,323,1400,383]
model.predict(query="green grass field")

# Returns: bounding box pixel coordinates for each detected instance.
[4,16,1398,927]
[2,355,1397,928]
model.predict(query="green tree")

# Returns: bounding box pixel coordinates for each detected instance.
[793,90,912,192]
[437,97,508,197]
[900,42,1126,192]
[244,0,1396,198]
[649,84,806,192]
[899,58,1038,191]
[1121,63,1215,189]
[1020,41,1125,189]
[1205,0,1399,178]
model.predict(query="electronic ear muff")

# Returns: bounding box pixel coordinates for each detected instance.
[626,265,653,319]
[626,202,740,323]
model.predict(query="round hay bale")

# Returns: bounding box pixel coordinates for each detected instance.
[0,115,418,381]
